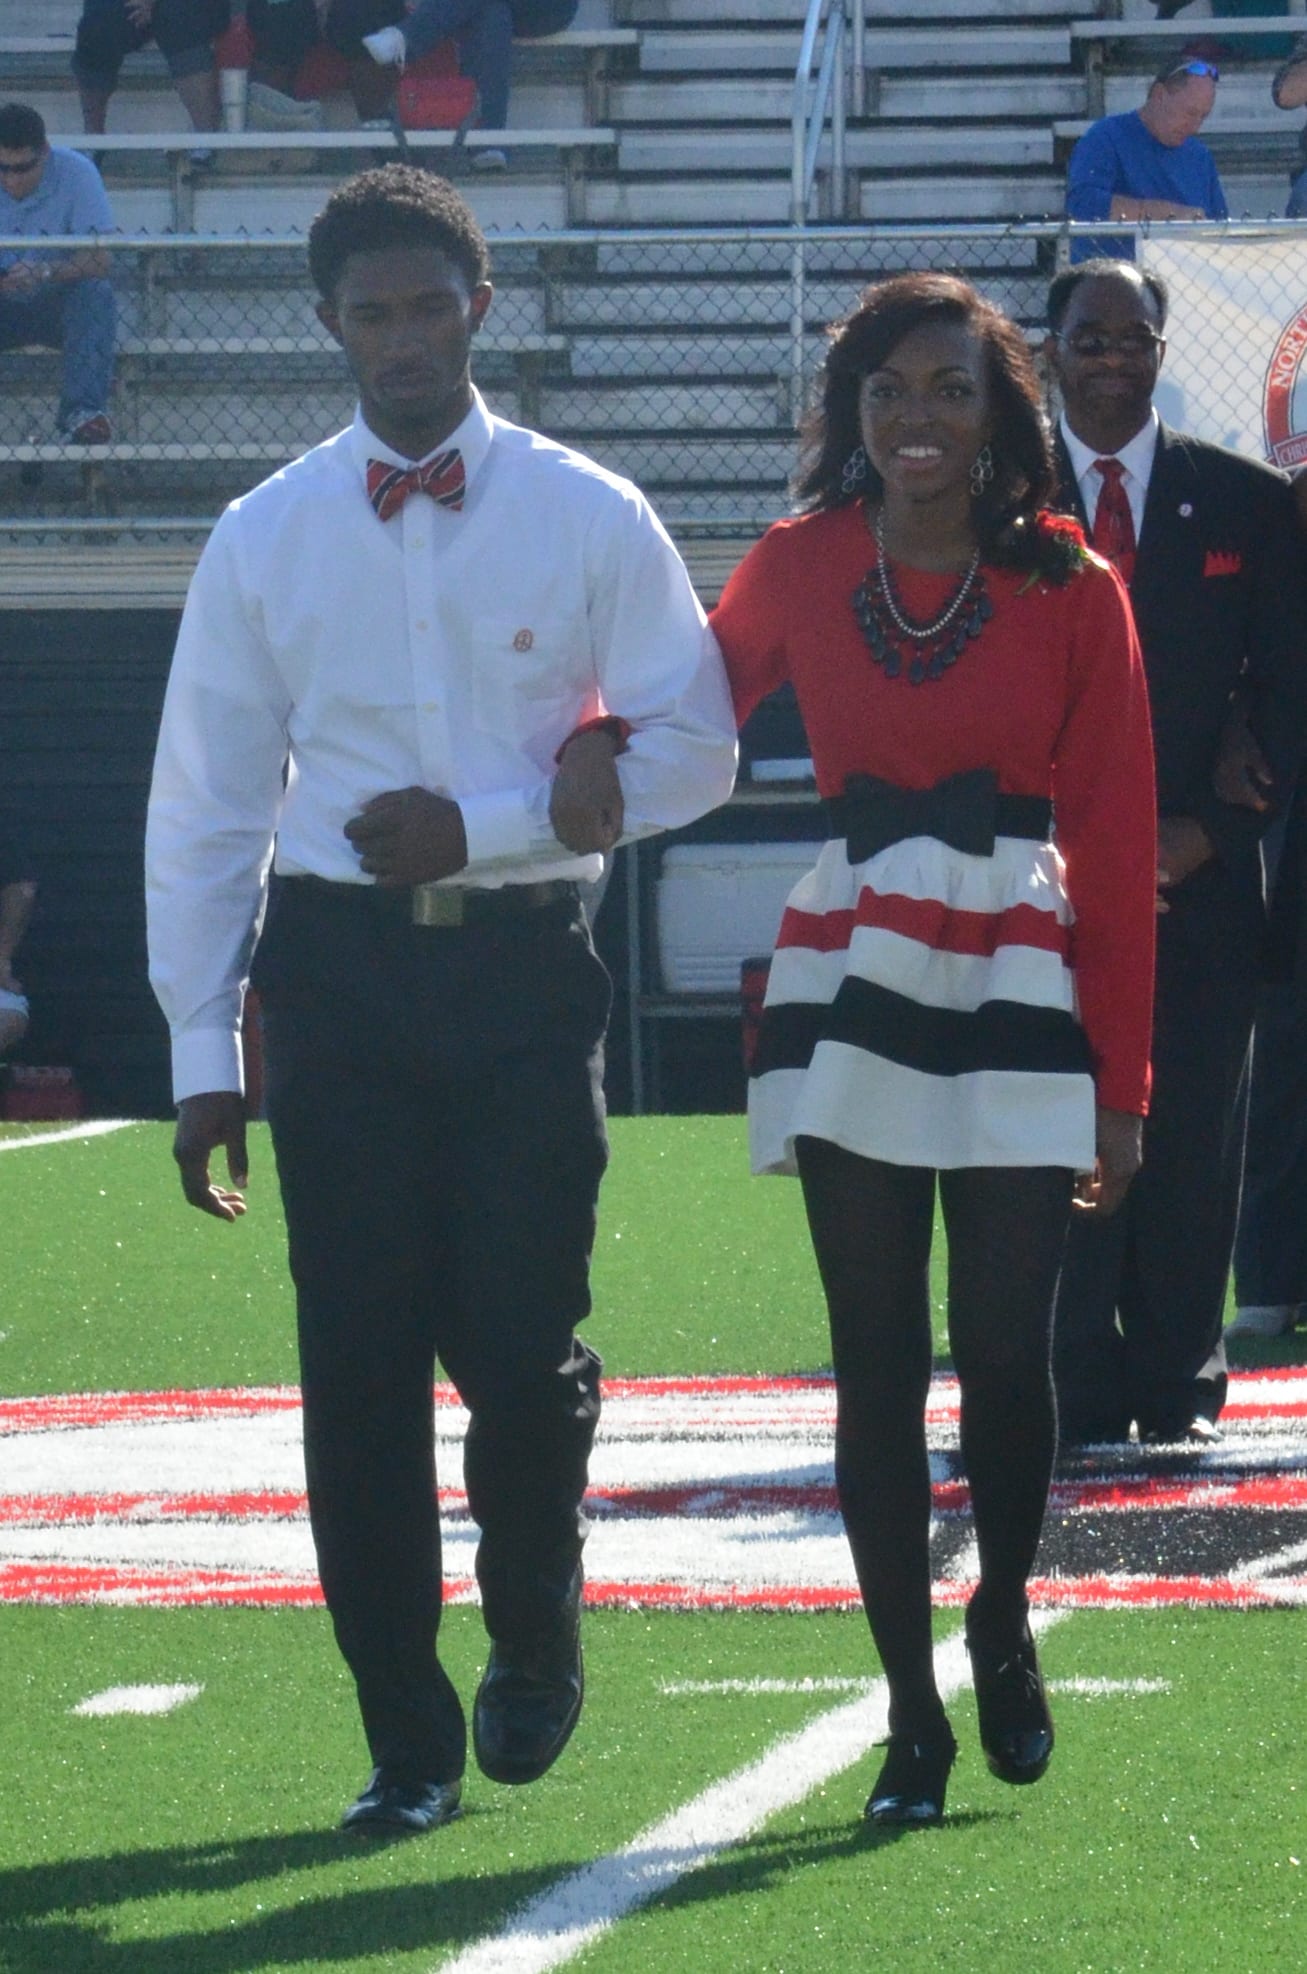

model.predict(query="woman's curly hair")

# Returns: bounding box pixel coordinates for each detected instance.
[794,272,1085,586]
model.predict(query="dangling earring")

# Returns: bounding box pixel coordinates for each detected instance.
[841,444,868,496]
[969,444,995,498]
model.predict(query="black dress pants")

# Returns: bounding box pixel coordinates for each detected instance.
[1054,859,1260,1440]
[252,876,610,1784]
[1234,800,1307,1311]
[1234,980,1307,1308]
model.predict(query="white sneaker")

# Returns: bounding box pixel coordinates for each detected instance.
[246,80,324,131]
[471,146,509,172]
[1225,1303,1302,1339]
[363,25,407,67]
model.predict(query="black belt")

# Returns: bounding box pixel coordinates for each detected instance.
[827,771,1052,863]
[288,874,579,928]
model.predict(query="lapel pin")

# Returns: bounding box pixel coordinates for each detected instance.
[1178,503,1193,517]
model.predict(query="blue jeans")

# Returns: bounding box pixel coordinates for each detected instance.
[403,0,511,127]
[403,0,577,128]
[0,276,117,428]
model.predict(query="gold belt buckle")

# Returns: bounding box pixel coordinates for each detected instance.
[411,884,467,928]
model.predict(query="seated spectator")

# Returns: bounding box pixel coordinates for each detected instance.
[73,0,232,152]
[0,860,37,1063]
[1271,38,1307,215]
[1066,51,1227,262]
[0,104,117,445]
[362,1,578,168]
[244,0,410,126]
[1150,0,1293,62]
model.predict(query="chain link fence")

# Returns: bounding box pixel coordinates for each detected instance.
[3,220,1306,532]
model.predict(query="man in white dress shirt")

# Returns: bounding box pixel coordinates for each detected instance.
[146,166,736,1834]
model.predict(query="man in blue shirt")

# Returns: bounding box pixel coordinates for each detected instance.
[1066,55,1228,262]
[0,103,117,444]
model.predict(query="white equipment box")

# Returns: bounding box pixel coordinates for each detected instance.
[656,841,824,994]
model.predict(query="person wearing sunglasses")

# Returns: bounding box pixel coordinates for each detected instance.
[1065,50,1227,263]
[0,102,117,445]
[1045,257,1307,1446]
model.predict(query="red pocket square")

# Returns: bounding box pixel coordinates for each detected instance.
[1203,549,1242,578]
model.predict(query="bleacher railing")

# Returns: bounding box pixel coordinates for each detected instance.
[3,218,1306,541]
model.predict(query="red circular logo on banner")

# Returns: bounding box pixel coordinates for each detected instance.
[1264,305,1307,469]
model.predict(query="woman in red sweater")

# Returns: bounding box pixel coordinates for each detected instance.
[710,275,1156,1825]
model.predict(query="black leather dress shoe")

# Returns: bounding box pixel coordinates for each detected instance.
[865,1724,958,1826]
[967,1623,1054,1786]
[474,1578,584,1785]
[340,1769,463,1834]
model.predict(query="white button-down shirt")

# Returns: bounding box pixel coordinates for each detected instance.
[1060,408,1159,544]
[146,389,737,1100]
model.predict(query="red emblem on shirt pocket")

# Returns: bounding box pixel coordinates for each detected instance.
[1203,549,1242,578]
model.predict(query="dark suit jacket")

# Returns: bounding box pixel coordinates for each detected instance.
[1052,421,1307,893]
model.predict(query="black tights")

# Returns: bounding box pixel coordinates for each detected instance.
[796,1137,1073,1737]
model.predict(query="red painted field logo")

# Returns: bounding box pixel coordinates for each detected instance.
[1264,302,1307,469]
[2,1375,1305,1612]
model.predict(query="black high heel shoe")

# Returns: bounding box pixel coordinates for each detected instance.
[966,1621,1054,1785]
[865,1724,958,1826]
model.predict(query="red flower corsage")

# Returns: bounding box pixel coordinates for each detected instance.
[1035,510,1088,550]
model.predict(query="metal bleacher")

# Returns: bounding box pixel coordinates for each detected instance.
[3,0,1305,593]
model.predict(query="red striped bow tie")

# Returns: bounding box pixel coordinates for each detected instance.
[366,449,466,521]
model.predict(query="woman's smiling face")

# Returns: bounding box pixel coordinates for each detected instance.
[858,318,995,507]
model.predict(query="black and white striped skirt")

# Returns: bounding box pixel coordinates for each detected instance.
[748,829,1096,1176]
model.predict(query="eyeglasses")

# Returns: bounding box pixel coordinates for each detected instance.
[1163,59,1220,83]
[1057,328,1166,360]
[0,155,41,177]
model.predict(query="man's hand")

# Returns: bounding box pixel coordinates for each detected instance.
[1156,816,1214,913]
[1213,711,1274,813]
[0,262,42,297]
[1074,1106,1143,1216]
[343,787,469,886]
[1110,196,1204,222]
[125,0,155,27]
[550,729,625,855]
[174,1092,248,1222]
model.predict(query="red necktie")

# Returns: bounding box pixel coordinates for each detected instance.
[1091,457,1136,585]
[366,448,466,521]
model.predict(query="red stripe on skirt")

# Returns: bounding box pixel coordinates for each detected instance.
[777,888,1070,960]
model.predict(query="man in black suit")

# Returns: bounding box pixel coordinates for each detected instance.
[1045,257,1307,1444]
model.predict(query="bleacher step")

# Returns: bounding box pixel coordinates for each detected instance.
[610,75,1086,121]
[639,27,1073,72]
[617,126,1054,171]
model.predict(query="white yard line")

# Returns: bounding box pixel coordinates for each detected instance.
[0,1120,140,1152]
[660,1676,874,1697]
[432,1610,1068,1974]
[71,1682,202,1717]
[1046,1677,1170,1698]
[660,1673,1169,1700]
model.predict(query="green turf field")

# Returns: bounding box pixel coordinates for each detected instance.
[0,1119,1303,1973]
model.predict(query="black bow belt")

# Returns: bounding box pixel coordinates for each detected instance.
[827,771,1052,863]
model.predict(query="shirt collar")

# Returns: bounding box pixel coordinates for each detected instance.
[350,385,494,490]
[1060,407,1159,492]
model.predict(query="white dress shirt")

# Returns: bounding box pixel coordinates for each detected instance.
[1060,408,1159,545]
[146,389,738,1100]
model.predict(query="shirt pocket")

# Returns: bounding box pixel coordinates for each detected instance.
[467,612,593,739]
